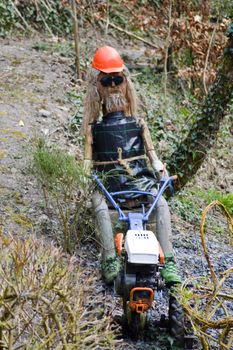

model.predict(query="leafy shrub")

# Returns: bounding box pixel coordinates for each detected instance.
[0,1,16,37]
[171,187,233,236]
[133,67,200,161]
[32,139,93,252]
[170,191,202,223]
[18,0,72,35]
[0,0,72,36]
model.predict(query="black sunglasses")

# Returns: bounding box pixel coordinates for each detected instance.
[100,75,124,87]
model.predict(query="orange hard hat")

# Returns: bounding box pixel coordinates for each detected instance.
[92,46,124,73]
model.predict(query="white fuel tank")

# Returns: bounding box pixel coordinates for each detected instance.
[125,230,160,264]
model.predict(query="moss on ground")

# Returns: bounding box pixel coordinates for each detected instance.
[11,213,32,228]
[0,128,26,139]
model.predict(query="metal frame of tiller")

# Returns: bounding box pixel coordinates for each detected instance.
[93,173,176,229]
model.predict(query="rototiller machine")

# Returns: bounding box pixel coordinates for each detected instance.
[94,173,184,346]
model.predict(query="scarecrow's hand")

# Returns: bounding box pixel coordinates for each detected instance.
[152,159,163,173]
[152,160,169,179]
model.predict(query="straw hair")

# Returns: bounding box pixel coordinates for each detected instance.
[81,67,138,135]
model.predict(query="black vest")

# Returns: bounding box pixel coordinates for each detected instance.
[92,111,156,193]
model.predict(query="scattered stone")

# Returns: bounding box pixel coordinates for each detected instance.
[18,120,24,127]
[41,128,49,136]
[58,105,69,112]
[11,167,17,174]
[38,109,51,118]
[38,214,49,224]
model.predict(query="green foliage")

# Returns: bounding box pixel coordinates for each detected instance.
[33,139,82,190]
[0,233,116,349]
[67,89,84,127]
[20,0,72,35]
[171,190,202,222]
[0,1,15,37]
[148,0,161,8]
[167,46,233,188]
[133,67,201,161]
[32,41,52,51]
[32,40,74,56]
[0,0,72,36]
[171,187,233,237]
[177,47,194,68]
[32,139,93,252]
[199,190,233,215]
[211,0,233,18]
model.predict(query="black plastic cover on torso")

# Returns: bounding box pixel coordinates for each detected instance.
[92,111,156,194]
[92,111,144,161]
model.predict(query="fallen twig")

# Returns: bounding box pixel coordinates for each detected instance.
[203,20,219,95]
[72,0,81,79]
[9,0,32,31]
[200,200,233,285]
[101,19,160,49]
[179,202,233,349]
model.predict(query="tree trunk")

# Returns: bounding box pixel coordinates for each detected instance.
[167,23,233,191]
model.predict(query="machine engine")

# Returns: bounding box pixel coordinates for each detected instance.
[115,230,165,298]
[125,230,160,264]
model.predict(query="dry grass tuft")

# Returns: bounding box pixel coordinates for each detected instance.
[0,232,117,349]
[179,201,233,350]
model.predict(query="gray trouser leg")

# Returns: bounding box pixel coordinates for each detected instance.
[92,191,115,260]
[149,188,173,255]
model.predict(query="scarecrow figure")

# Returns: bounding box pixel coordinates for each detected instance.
[82,46,181,285]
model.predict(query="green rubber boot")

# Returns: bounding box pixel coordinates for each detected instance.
[161,253,181,285]
[101,256,121,284]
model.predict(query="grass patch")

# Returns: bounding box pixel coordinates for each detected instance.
[0,128,26,139]
[0,150,6,159]
[31,139,93,252]
[198,190,233,216]
[11,213,32,228]
[0,79,44,104]
[171,187,233,240]
[32,40,74,57]
[170,189,202,223]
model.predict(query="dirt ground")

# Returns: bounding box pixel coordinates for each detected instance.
[0,36,75,231]
[0,35,232,349]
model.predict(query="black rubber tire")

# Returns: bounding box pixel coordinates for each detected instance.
[169,294,185,347]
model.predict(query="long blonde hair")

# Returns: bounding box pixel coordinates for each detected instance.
[81,67,138,135]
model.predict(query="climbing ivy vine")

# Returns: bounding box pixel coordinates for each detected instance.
[167,23,233,190]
